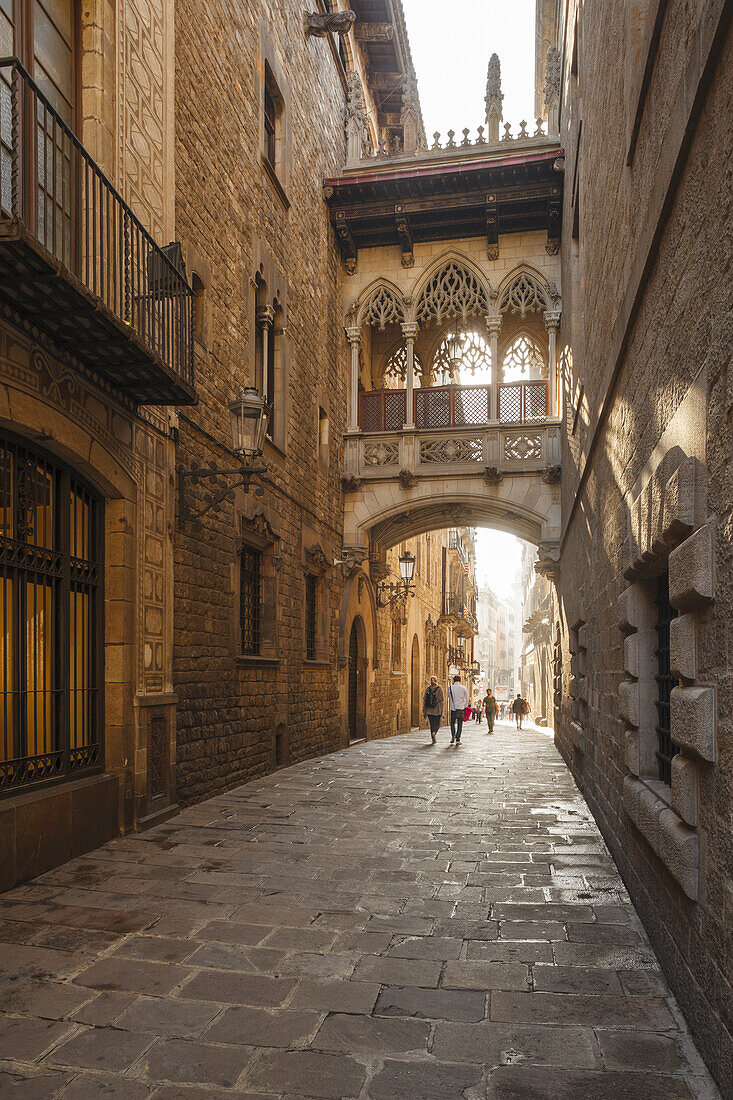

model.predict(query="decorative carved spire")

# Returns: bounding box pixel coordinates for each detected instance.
[345,70,368,166]
[400,66,421,155]
[485,53,503,142]
[544,45,561,135]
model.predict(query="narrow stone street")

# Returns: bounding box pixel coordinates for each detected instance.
[0,723,720,1099]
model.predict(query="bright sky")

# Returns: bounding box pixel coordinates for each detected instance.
[475,529,524,602]
[400,0,537,139]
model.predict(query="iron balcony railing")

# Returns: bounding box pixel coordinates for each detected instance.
[358,380,549,432]
[441,595,479,634]
[0,57,195,400]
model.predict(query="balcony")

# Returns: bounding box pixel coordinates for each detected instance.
[359,381,549,433]
[440,596,478,637]
[346,381,559,483]
[0,58,196,405]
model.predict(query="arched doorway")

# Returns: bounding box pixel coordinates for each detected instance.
[348,616,367,742]
[410,634,421,729]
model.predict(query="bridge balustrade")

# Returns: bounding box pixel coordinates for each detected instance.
[358,381,548,432]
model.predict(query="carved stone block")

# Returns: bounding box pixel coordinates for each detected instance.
[662,458,696,547]
[569,721,585,753]
[577,623,588,650]
[671,755,698,828]
[670,685,716,762]
[637,786,665,851]
[657,808,699,900]
[670,613,696,682]
[623,633,639,678]
[669,524,714,611]
[618,679,640,728]
[623,774,643,823]
[617,586,639,634]
[625,729,641,776]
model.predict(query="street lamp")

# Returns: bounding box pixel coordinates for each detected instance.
[178,387,269,525]
[446,321,465,381]
[375,550,416,607]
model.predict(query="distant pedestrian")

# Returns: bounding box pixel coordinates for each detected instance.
[447,675,469,745]
[474,700,483,723]
[511,693,524,730]
[483,688,498,733]
[422,676,444,744]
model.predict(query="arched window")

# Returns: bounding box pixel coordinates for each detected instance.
[432,329,492,383]
[502,333,545,381]
[383,344,424,387]
[0,432,103,796]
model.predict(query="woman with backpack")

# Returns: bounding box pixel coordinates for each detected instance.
[422,676,444,744]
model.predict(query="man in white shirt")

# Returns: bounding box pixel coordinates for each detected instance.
[447,675,469,745]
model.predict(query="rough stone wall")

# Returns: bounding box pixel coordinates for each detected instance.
[556,3,732,1091]
[172,0,350,802]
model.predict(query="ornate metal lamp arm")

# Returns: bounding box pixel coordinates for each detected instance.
[178,461,266,525]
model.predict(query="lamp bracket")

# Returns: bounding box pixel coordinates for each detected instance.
[178,462,267,525]
[375,582,416,608]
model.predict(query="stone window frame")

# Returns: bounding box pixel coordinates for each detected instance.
[251,248,289,457]
[301,538,331,667]
[257,25,292,206]
[618,447,713,901]
[391,614,402,672]
[233,512,281,666]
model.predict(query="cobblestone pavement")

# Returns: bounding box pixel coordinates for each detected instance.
[0,722,721,1099]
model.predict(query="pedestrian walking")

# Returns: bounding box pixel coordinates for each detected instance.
[511,693,524,730]
[447,675,469,745]
[422,676,444,744]
[475,699,483,724]
[483,688,498,733]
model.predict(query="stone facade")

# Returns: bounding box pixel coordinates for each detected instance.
[0,0,180,889]
[552,0,733,1091]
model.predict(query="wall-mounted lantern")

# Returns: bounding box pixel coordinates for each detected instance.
[178,388,269,525]
[375,550,416,607]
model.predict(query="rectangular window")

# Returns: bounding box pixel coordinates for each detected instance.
[305,573,317,661]
[0,433,102,796]
[264,84,276,168]
[240,546,262,656]
[655,571,678,784]
[392,618,401,670]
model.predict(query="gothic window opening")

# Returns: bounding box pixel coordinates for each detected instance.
[502,333,545,381]
[432,329,492,384]
[383,344,424,388]
[655,571,678,785]
[305,573,317,661]
[239,545,262,656]
[0,433,103,796]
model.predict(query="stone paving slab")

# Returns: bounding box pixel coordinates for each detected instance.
[0,722,722,1098]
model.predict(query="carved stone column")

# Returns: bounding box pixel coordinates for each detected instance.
[544,309,561,417]
[402,321,419,430]
[486,313,502,420]
[256,304,274,402]
[346,325,362,432]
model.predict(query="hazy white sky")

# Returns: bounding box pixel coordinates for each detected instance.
[475,529,524,601]
[400,0,537,139]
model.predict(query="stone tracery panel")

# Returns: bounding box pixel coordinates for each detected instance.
[498,271,549,317]
[359,286,406,330]
[416,261,489,325]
